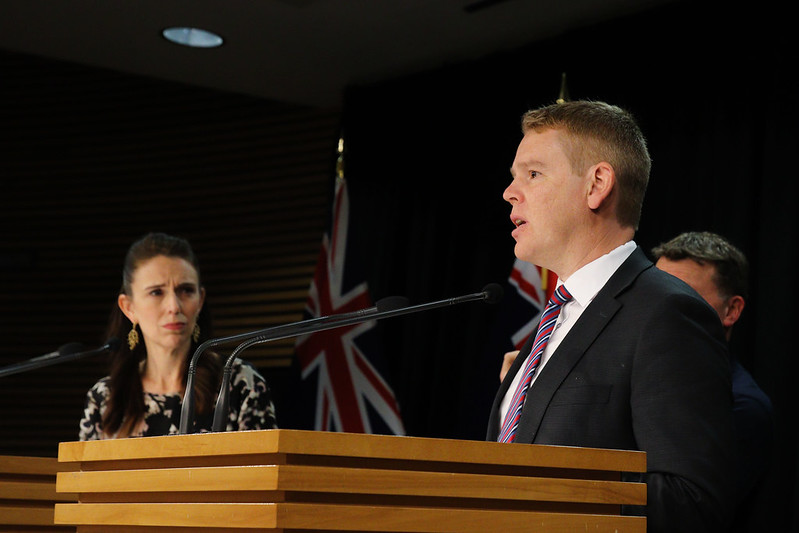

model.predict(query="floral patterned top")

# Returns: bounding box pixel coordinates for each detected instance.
[78,358,277,440]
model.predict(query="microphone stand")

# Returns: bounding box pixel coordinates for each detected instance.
[207,283,503,432]
[0,339,121,378]
[209,295,412,432]
[178,295,409,434]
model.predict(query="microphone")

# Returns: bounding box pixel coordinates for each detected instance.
[209,294,410,432]
[29,342,87,362]
[178,295,410,434]
[206,283,503,432]
[0,338,121,378]
[480,283,504,304]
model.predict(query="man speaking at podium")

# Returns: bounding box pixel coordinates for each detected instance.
[486,101,735,532]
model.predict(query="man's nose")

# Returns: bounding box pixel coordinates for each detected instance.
[503,182,519,204]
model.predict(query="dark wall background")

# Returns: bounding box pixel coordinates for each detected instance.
[0,1,795,531]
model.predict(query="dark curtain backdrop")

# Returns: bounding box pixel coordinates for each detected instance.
[338,2,796,531]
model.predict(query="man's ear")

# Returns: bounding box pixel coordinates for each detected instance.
[118,293,135,323]
[587,161,615,211]
[721,295,745,328]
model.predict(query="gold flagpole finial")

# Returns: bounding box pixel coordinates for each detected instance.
[336,136,345,180]
[556,72,570,104]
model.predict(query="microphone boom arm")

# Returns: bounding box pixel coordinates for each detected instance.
[179,296,407,434]
[205,284,503,433]
[0,339,121,379]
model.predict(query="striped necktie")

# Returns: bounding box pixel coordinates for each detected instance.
[498,284,573,443]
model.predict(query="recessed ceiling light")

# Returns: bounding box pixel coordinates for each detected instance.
[162,27,224,48]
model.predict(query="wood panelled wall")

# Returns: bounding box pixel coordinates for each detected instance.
[0,50,341,456]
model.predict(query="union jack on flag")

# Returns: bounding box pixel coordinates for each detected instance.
[294,176,405,435]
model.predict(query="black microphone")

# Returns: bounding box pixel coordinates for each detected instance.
[0,338,121,378]
[209,294,410,432]
[207,284,503,432]
[178,295,410,434]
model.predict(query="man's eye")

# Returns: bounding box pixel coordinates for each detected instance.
[149,289,162,296]
[529,171,539,179]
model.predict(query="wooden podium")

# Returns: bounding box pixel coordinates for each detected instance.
[1,455,76,531]
[54,429,646,532]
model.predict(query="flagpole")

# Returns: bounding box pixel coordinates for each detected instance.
[543,73,571,293]
[556,72,569,104]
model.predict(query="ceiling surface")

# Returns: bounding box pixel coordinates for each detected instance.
[1,0,676,108]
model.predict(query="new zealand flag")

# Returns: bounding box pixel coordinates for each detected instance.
[293,175,405,435]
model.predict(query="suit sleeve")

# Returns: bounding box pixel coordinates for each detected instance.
[631,292,736,533]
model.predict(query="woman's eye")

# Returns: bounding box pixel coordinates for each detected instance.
[149,289,162,296]
[529,170,539,179]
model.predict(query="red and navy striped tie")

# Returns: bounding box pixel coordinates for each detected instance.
[498,284,573,443]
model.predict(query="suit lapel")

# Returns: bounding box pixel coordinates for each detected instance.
[512,247,652,443]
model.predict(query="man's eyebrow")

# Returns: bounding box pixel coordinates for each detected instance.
[511,159,546,176]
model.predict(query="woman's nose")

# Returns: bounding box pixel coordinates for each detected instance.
[166,291,182,312]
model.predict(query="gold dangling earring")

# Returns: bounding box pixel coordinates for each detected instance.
[127,323,139,350]
[192,324,201,343]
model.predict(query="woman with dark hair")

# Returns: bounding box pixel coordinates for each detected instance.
[79,232,277,439]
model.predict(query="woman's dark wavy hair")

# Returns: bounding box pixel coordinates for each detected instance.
[101,232,221,437]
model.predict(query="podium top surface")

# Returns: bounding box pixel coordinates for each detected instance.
[58,429,645,473]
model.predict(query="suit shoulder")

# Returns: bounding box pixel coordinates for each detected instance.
[607,247,707,306]
[619,265,725,336]
[626,263,708,304]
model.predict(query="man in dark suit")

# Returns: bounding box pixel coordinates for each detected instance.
[652,231,774,532]
[486,101,736,532]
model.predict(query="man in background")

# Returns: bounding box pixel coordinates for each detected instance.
[653,231,774,532]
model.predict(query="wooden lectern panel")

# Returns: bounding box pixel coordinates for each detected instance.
[1,455,77,531]
[55,502,643,532]
[55,429,646,532]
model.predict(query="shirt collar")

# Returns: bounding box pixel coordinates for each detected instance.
[559,241,637,308]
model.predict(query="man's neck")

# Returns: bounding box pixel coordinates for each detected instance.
[557,227,635,281]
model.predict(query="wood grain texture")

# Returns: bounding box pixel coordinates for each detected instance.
[0,455,77,530]
[56,464,644,505]
[55,502,645,531]
[58,429,645,473]
[55,429,646,531]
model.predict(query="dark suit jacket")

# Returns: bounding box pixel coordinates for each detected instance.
[729,357,774,533]
[486,247,736,533]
